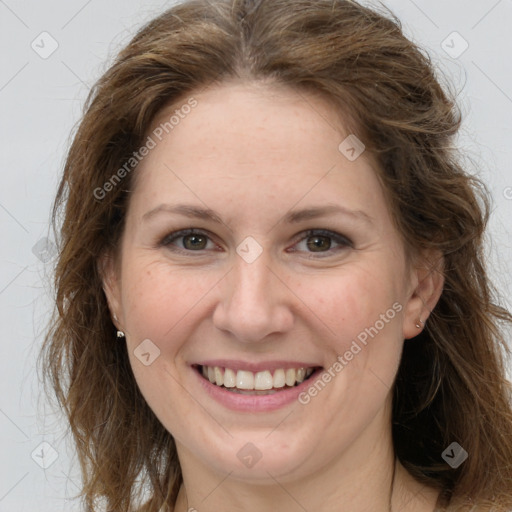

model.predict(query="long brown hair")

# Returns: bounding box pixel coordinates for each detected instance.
[41,0,512,510]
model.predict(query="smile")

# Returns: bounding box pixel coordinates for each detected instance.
[199,365,317,394]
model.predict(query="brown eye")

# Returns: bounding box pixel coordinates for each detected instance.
[306,235,332,252]
[290,229,353,256]
[161,229,215,252]
[182,233,208,250]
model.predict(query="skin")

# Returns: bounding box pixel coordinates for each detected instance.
[102,81,444,512]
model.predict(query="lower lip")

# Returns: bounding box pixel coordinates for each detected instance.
[193,367,323,412]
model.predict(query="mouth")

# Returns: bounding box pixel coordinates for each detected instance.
[194,364,321,396]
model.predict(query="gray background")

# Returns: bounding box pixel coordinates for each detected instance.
[1,0,511,510]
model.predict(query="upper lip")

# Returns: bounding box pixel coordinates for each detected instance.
[193,359,323,373]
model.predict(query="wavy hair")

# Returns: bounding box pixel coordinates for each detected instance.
[42,0,512,510]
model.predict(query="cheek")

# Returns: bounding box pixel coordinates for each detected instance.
[118,260,219,419]
[293,268,405,425]
[293,264,406,399]
[294,264,403,348]
[120,259,220,350]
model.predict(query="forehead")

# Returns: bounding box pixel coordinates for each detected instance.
[127,81,388,227]
[147,81,347,162]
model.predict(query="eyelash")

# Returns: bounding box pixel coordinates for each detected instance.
[289,229,353,256]
[159,228,353,257]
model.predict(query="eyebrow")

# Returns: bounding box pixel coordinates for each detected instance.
[142,203,373,226]
[283,204,373,225]
[142,204,223,223]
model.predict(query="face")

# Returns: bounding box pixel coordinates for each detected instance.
[103,81,432,484]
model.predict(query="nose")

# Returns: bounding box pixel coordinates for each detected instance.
[212,252,294,343]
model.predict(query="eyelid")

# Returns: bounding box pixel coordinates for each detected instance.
[160,228,220,252]
[288,229,353,254]
[159,228,353,255]
[302,229,352,246]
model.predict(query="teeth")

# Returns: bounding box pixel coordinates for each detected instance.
[223,367,236,388]
[214,367,223,386]
[236,370,254,390]
[254,370,273,390]
[273,368,285,388]
[200,365,316,391]
[285,368,296,386]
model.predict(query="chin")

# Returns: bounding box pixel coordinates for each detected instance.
[176,424,326,484]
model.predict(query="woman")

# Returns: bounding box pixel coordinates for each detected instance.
[42,0,512,511]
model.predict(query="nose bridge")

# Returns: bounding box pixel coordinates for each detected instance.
[229,256,275,318]
[212,250,293,342]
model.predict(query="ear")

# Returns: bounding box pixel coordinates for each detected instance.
[402,250,444,340]
[98,250,124,332]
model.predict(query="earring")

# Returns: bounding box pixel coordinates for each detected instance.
[415,319,425,329]
[113,314,125,338]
